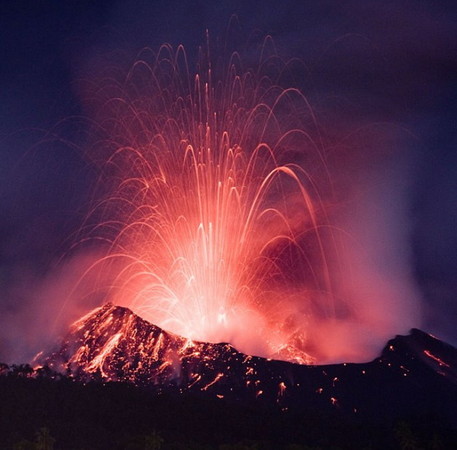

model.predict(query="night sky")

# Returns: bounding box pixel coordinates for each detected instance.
[1,0,456,363]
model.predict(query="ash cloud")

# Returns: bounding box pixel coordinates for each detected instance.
[319,129,423,362]
[0,252,107,364]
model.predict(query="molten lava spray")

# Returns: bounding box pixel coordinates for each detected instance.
[74,40,420,364]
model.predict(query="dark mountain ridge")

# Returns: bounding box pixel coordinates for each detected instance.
[40,303,457,426]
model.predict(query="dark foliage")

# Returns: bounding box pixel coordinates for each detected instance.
[0,367,456,450]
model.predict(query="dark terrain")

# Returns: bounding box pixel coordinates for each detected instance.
[1,304,456,449]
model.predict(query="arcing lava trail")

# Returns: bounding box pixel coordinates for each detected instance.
[66,40,424,365]
[74,41,355,365]
[42,304,457,424]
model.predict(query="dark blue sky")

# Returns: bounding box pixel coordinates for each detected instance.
[1,0,456,361]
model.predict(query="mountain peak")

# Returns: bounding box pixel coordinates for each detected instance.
[44,304,241,386]
[380,327,457,384]
[40,304,457,424]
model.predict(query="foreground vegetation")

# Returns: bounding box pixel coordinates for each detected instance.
[0,364,455,449]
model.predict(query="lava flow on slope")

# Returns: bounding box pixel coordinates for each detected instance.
[42,303,243,389]
[41,304,457,424]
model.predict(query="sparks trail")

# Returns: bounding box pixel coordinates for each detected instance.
[78,40,337,363]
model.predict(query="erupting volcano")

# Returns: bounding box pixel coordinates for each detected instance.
[39,303,457,425]
[75,41,342,364]
[2,2,456,447]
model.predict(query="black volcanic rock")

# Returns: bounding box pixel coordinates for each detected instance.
[42,304,457,426]
[43,303,243,388]
[382,328,457,383]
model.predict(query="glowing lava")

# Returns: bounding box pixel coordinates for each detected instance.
[79,41,335,363]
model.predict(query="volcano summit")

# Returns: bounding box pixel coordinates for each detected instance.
[40,304,457,426]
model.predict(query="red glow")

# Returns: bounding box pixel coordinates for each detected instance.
[78,42,334,364]
[423,349,450,368]
[72,38,421,364]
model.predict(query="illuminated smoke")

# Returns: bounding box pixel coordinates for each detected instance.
[71,40,421,364]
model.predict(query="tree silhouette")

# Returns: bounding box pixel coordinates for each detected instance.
[10,364,34,378]
[395,421,421,450]
[0,362,9,375]
[143,429,164,450]
[35,427,55,450]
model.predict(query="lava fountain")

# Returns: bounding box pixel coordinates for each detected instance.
[76,40,338,364]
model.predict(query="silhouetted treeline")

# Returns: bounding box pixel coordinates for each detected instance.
[0,364,456,449]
